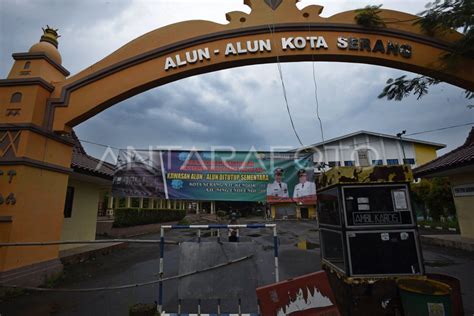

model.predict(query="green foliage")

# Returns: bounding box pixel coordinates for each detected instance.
[417,0,473,39]
[216,210,227,218]
[378,75,440,100]
[113,209,186,227]
[129,303,157,316]
[379,0,473,104]
[1,287,25,299]
[177,218,190,225]
[355,5,387,28]
[411,178,456,221]
[44,272,64,288]
[417,218,459,229]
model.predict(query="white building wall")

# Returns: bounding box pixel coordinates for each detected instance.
[384,138,402,162]
[312,133,420,168]
[340,138,354,165]
[367,135,384,164]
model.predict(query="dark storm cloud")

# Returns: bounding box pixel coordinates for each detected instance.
[75,74,269,159]
[0,0,132,75]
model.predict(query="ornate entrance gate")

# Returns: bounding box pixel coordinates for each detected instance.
[0,0,473,282]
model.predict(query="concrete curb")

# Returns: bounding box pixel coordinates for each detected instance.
[59,242,128,265]
[417,224,459,233]
[420,235,474,252]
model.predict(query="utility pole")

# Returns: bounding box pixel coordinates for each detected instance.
[396,130,407,163]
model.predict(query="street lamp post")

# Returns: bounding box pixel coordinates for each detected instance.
[397,130,407,164]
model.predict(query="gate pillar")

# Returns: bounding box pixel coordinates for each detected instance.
[0,27,74,286]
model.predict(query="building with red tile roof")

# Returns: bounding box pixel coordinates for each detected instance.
[414,127,474,238]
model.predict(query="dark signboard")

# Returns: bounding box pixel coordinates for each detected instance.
[342,185,414,227]
[347,230,422,276]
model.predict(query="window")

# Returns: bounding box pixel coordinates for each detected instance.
[24,61,31,69]
[63,186,75,218]
[131,197,140,208]
[10,92,22,103]
[372,159,383,166]
[387,159,399,165]
[344,160,355,166]
[142,198,150,209]
[318,187,341,226]
[403,158,416,165]
[118,197,127,208]
[321,229,345,272]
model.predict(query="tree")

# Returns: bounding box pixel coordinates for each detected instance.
[411,178,456,221]
[375,0,473,105]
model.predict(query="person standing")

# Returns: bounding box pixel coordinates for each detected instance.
[228,212,239,242]
[265,205,271,221]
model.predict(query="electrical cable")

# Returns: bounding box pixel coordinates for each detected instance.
[78,138,122,151]
[405,122,474,136]
[276,62,304,147]
[267,15,305,147]
[298,122,474,151]
[307,22,328,169]
[78,121,473,159]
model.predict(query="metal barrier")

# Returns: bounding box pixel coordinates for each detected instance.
[0,224,278,315]
[158,223,279,315]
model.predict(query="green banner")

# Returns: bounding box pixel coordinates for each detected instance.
[112,150,316,203]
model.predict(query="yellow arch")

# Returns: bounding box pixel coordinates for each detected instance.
[44,1,473,132]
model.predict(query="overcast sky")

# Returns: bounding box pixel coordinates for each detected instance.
[1,0,472,161]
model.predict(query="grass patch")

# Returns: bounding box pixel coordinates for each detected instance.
[177,218,191,226]
[44,271,64,288]
[129,303,158,315]
[0,287,26,300]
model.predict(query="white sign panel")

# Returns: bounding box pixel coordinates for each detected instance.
[452,184,474,197]
[392,190,408,210]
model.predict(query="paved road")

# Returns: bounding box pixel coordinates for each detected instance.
[1,220,473,315]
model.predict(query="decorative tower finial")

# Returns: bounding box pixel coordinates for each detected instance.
[40,25,60,48]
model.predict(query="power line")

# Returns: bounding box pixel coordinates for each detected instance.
[308,22,327,168]
[267,18,304,147]
[78,138,122,151]
[77,121,473,153]
[276,62,304,147]
[405,122,474,136]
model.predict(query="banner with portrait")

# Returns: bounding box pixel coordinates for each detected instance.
[112,150,316,204]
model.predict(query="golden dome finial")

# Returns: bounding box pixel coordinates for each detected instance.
[40,25,60,48]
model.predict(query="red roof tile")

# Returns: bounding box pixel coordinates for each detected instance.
[413,127,474,177]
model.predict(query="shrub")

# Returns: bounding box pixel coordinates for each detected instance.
[411,178,456,221]
[216,210,226,218]
[113,208,186,227]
